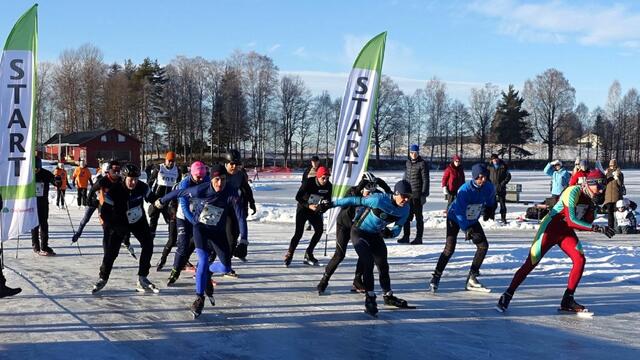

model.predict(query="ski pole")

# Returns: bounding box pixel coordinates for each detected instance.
[15,235,20,259]
[1,241,4,270]
[324,232,328,257]
[64,204,82,256]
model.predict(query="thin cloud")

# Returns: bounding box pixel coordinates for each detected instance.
[268,44,281,52]
[468,0,640,47]
[293,46,307,58]
[246,41,257,48]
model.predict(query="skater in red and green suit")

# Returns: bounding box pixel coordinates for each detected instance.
[496,169,615,313]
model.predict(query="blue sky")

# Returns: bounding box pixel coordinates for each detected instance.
[2,0,640,109]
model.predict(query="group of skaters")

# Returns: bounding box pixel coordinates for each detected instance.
[285,145,626,316]
[0,145,633,319]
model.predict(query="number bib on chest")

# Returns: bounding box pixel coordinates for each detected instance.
[126,206,143,224]
[308,194,323,206]
[199,204,224,226]
[35,182,44,197]
[465,204,483,220]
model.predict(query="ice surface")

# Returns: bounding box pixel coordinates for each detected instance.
[0,170,638,359]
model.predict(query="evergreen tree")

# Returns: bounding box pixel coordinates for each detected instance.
[491,85,532,161]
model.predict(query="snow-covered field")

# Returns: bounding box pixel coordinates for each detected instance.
[1,170,639,359]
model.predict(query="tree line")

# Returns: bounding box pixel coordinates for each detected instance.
[36,44,640,167]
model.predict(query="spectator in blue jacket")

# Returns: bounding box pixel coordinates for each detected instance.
[544,160,571,203]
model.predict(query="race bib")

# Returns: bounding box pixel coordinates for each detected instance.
[575,204,589,220]
[466,204,483,220]
[157,175,177,187]
[308,194,323,205]
[199,204,224,226]
[35,182,44,197]
[126,206,143,224]
[617,218,630,227]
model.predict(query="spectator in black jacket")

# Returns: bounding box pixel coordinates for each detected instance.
[301,155,321,184]
[399,144,429,245]
[487,154,511,224]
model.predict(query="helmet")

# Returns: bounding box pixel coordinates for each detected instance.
[190,161,207,178]
[361,172,377,191]
[224,150,242,164]
[121,164,141,178]
[616,200,625,209]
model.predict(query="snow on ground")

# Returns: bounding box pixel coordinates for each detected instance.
[0,170,639,359]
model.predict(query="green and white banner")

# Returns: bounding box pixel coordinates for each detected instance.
[327,32,386,233]
[0,5,38,241]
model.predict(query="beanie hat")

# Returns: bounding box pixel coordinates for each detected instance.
[166,151,176,161]
[190,161,207,178]
[452,154,461,162]
[490,154,499,160]
[316,166,329,178]
[616,199,625,208]
[471,163,489,180]
[409,144,419,152]
[209,164,227,178]
[586,169,605,188]
[394,180,412,196]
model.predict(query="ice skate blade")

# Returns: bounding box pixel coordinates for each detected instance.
[364,310,378,318]
[207,296,215,306]
[495,305,506,313]
[465,286,491,293]
[557,308,594,317]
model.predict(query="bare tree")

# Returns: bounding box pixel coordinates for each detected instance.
[469,83,499,161]
[522,68,575,161]
[35,62,56,144]
[449,100,469,156]
[278,75,309,167]
[372,75,404,165]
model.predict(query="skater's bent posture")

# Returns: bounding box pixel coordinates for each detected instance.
[317,180,412,316]
[496,169,615,313]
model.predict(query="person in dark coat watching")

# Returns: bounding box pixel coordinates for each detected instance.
[441,154,465,207]
[487,154,511,224]
[399,144,429,245]
[604,159,624,228]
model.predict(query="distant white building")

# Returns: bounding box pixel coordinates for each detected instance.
[577,133,601,148]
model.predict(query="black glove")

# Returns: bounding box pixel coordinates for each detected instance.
[234,243,248,258]
[249,202,257,215]
[381,228,393,238]
[316,200,334,213]
[593,225,615,238]
[465,229,472,241]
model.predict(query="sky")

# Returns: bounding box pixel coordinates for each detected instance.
[2,0,640,109]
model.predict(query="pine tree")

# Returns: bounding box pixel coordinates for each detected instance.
[491,85,532,161]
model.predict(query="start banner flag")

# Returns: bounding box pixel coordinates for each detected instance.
[327,32,386,233]
[0,4,39,240]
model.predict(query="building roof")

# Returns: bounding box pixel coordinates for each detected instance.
[43,129,142,146]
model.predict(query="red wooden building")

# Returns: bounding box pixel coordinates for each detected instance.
[43,129,142,167]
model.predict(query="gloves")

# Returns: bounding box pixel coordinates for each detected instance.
[316,200,334,213]
[420,195,426,205]
[442,187,448,195]
[234,243,248,259]
[154,199,164,209]
[464,229,472,241]
[381,228,393,238]
[249,202,257,215]
[593,225,615,238]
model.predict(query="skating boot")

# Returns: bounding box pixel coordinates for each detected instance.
[136,276,160,293]
[428,271,441,293]
[560,290,586,312]
[0,281,22,298]
[383,291,411,308]
[126,245,137,259]
[364,292,378,317]
[283,251,293,268]
[495,291,513,313]
[410,237,423,245]
[71,233,80,243]
[303,252,319,266]
[167,268,180,286]
[351,275,365,293]
[317,273,329,295]
[397,235,410,244]
[156,256,167,271]
[92,278,107,294]
[465,272,490,293]
[190,295,205,319]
